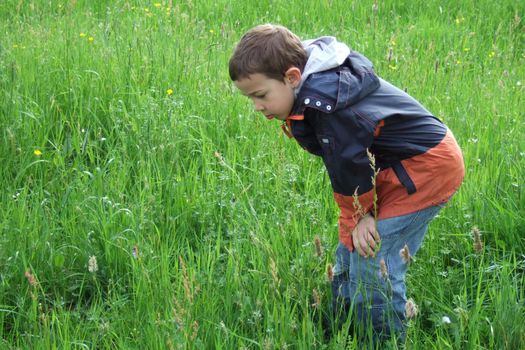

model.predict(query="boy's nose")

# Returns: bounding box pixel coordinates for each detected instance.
[254,102,264,111]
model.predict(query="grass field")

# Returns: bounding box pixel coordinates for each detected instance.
[1,0,524,348]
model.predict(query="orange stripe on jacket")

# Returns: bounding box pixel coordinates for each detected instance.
[374,120,385,137]
[376,129,464,219]
[282,115,304,138]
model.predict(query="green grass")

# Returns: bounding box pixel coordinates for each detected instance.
[1,0,524,348]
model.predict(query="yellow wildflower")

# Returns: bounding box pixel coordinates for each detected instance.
[88,37,94,43]
[154,3,161,7]
[166,88,174,96]
[209,29,215,34]
[79,32,87,37]
[463,48,470,52]
[388,64,397,71]
[34,149,42,156]
[489,51,495,58]
[455,16,465,25]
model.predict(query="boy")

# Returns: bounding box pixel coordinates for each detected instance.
[229,24,464,340]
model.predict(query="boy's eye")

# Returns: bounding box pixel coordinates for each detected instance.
[254,94,266,99]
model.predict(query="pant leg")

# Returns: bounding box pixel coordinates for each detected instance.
[331,205,444,339]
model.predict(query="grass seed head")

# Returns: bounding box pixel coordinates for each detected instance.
[172,298,186,328]
[312,288,321,309]
[326,264,334,282]
[179,256,197,304]
[352,187,365,219]
[88,255,98,273]
[471,226,484,254]
[191,320,199,341]
[132,245,140,259]
[379,258,389,280]
[314,235,323,258]
[399,244,413,265]
[24,270,38,288]
[270,257,280,289]
[214,151,225,166]
[405,298,418,319]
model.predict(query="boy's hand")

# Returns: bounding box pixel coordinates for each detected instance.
[352,213,381,258]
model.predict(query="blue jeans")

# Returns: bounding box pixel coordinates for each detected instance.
[331,204,444,340]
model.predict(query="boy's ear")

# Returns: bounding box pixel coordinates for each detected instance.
[284,67,302,87]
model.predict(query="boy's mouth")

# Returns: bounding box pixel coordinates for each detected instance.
[265,114,274,120]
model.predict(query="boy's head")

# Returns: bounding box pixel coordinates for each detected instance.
[229,24,307,121]
[229,24,307,82]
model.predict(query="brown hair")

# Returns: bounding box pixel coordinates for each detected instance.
[229,24,307,82]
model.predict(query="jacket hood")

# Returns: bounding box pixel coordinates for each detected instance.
[291,42,380,116]
[295,36,351,96]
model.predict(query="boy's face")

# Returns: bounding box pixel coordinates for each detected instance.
[234,68,301,121]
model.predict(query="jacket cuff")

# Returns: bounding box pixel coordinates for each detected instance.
[334,190,375,251]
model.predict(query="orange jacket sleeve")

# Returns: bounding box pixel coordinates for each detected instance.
[334,190,375,251]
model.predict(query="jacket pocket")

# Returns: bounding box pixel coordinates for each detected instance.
[317,134,335,156]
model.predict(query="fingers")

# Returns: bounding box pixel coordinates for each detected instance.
[363,234,376,258]
[352,215,381,258]
[352,229,365,257]
[354,229,380,258]
[371,226,381,243]
[358,236,369,257]
[354,232,376,258]
[366,232,377,250]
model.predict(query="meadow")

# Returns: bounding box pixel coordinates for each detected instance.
[1,0,524,348]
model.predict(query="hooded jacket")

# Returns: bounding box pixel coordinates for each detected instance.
[285,37,464,251]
